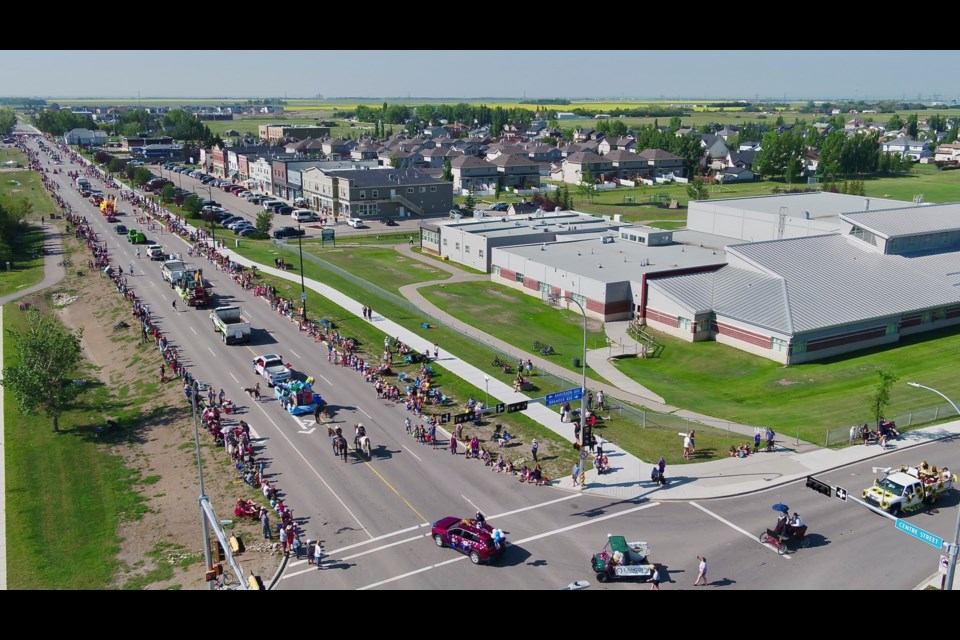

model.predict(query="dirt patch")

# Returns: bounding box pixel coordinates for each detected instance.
[775,378,800,386]
[52,246,279,590]
[51,292,78,307]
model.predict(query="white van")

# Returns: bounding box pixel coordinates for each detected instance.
[347,217,365,228]
[292,209,319,223]
[262,200,283,210]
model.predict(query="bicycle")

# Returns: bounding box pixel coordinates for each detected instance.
[213,569,235,590]
[540,345,554,356]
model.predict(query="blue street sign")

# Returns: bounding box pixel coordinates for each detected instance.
[545,387,584,407]
[895,519,943,549]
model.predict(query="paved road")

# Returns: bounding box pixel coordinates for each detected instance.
[27,137,960,590]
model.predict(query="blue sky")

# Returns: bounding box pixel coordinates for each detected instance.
[1,50,957,101]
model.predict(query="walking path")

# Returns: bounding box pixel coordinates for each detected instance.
[0,226,66,307]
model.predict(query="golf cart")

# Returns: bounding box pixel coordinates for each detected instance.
[590,535,654,583]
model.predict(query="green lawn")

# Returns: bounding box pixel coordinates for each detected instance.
[0,148,26,166]
[861,164,960,202]
[613,326,960,444]
[420,281,608,355]
[0,226,46,299]
[312,245,450,293]
[3,302,147,589]
[0,168,59,299]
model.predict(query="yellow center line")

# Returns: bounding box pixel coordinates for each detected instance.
[361,454,429,524]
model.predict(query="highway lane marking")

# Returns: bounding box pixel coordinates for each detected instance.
[289,349,301,359]
[250,400,372,539]
[689,501,791,559]
[357,501,661,590]
[246,346,257,356]
[283,533,430,580]
[315,372,333,386]
[461,494,482,514]
[361,457,429,524]
[151,281,156,287]
[359,408,372,419]
[401,445,422,462]
[207,347,217,358]
[160,294,168,301]
[228,372,239,384]
[190,326,197,335]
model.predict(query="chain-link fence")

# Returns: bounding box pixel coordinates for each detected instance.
[824,402,958,447]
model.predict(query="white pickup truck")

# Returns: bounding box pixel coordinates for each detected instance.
[210,306,251,345]
[252,354,292,386]
[863,463,956,516]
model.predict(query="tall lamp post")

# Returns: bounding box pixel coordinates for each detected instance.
[907,381,960,590]
[549,294,588,483]
[189,380,214,589]
[483,374,490,410]
[297,221,306,320]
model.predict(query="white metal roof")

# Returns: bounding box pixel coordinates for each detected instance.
[841,202,960,238]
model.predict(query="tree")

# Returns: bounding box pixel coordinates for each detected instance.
[182,194,203,216]
[0,107,16,135]
[494,182,502,200]
[441,158,452,182]
[887,114,903,131]
[107,158,125,174]
[160,183,175,204]
[463,193,476,212]
[906,114,919,139]
[686,178,710,201]
[1,310,85,432]
[869,369,899,429]
[255,210,274,234]
[132,167,152,187]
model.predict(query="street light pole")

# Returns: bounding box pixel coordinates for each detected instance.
[190,382,214,590]
[297,221,306,320]
[483,374,490,409]
[551,294,588,484]
[907,381,960,590]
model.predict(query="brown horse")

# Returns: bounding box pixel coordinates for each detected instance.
[335,436,349,462]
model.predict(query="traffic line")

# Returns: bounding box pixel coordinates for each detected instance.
[151,281,156,287]
[689,501,790,559]
[283,533,430,580]
[461,494,482,514]
[401,445,422,462]
[359,408,372,419]
[228,372,239,384]
[289,349,301,359]
[189,326,197,335]
[206,347,217,358]
[251,400,371,538]
[160,294,167,301]
[357,501,661,590]
[362,457,429,524]
[315,372,333,386]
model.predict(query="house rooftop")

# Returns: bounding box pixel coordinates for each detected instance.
[693,192,908,219]
[841,202,960,238]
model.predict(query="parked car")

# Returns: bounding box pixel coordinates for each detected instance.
[380,218,398,226]
[292,210,319,223]
[347,217,365,228]
[490,202,509,212]
[237,227,261,237]
[273,226,306,239]
[276,205,294,215]
[114,224,128,235]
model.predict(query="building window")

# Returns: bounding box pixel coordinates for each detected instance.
[515,272,524,283]
[359,191,366,199]
[571,293,585,307]
[407,187,414,193]
[886,322,897,335]
[678,317,692,331]
[793,339,806,354]
[443,238,448,246]
[372,190,378,198]
[771,337,788,352]
[455,242,460,251]
[538,281,549,293]
[419,186,426,193]
[430,186,437,192]
[492,265,500,276]
[479,249,484,258]
[465,245,470,254]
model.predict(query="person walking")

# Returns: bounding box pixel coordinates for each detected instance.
[650,564,661,590]
[596,389,605,412]
[129,262,134,276]
[159,363,166,384]
[450,434,457,455]
[694,555,708,586]
[254,382,261,402]
[433,343,439,360]
[429,423,437,449]
[135,247,141,259]
[572,462,580,486]
[171,299,177,313]
[531,439,539,462]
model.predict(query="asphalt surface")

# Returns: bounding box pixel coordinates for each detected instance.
[25,135,960,590]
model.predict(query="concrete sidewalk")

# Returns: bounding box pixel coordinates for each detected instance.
[0,226,66,307]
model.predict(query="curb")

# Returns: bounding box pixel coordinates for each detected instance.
[266,550,288,590]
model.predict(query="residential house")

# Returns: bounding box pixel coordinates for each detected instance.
[598,137,637,155]
[803,148,820,174]
[423,126,446,138]
[63,128,108,146]
[507,202,540,216]
[674,127,696,137]
[560,151,614,184]
[491,155,541,189]
[450,156,499,193]
[881,137,931,161]
[284,138,326,156]
[725,150,756,171]
[935,143,960,163]
[738,141,761,151]
[526,145,563,163]
[715,127,740,141]
[559,141,599,157]
[573,128,599,142]
[485,143,527,161]
[700,134,730,171]
[715,166,755,183]
[637,148,685,177]
[350,144,380,161]
[604,150,648,180]
[312,168,453,220]
[321,137,351,159]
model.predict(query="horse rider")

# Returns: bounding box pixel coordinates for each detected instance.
[354,423,366,450]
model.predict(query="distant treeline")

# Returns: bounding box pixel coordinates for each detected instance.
[0,98,47,107]
[519,99,571,105]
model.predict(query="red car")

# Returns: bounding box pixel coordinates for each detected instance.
[431,516,506,564]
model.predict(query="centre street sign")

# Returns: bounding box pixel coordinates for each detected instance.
[895,519,944,549]
[545,387,584,406]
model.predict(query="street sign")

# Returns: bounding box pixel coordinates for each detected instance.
[301,292,307,301]
[580,450,588,461]
[940,555,950,575]
[835,486,847,502]
[440,412,451,424]
[507,401,528,413]
[545,387,584,406]
[454,412,474,424]
[495,403,505,414]
[895,519,944,549]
